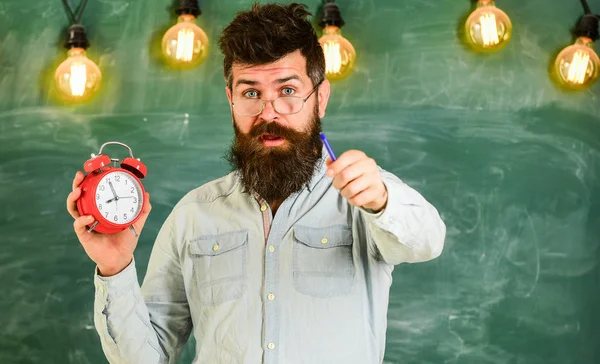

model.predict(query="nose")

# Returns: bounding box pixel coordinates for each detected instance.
[258,99,279,122]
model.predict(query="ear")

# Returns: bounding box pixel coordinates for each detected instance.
[317,79,331,119]
[226,87,232,106]
[225,87,235,124]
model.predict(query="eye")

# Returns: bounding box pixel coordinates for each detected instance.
[281,87,295,96]
[243,90,259,98]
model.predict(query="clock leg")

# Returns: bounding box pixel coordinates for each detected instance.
[87,220,99,233]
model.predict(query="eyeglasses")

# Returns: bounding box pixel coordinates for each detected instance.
[232,79,324,117]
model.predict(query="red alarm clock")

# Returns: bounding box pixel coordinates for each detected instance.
[77,142,147,235]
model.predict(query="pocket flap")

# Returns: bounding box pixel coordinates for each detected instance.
[189,229,248,256]
[294,225,353,249]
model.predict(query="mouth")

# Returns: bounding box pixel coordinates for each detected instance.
[259,133,286,147]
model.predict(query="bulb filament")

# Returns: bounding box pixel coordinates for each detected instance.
[567,50,590,85]
[176,28,195,62]
[324,41,342,74]
[70,62,87,97]
[480,13,499,47]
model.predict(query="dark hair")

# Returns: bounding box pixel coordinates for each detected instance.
[218,2,325,89]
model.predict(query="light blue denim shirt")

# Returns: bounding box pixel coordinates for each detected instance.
[93,150,446,364]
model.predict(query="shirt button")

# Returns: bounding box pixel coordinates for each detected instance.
[267,293,275,301]
[321,237,328,244]
[268,342,275,350]
[212,244,219,252]
[268,245,275,253]
[260,204,267,212]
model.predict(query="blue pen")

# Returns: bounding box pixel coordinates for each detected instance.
[319,132,336,161]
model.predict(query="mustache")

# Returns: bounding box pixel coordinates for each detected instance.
[249,122,304,139]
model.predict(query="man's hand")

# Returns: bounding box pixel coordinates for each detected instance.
[66,171,152,276]
[325,150,388,212]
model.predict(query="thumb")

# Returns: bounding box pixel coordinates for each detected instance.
[74,215,95,241]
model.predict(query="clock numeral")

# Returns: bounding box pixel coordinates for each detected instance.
[105,212,109,218]
[107,178,111,184]
[133,197,137,204]
[125,179,128,185]
[123,213,128,220]
[96,194,100,200]
[130,207,134,213]
[115,175,121,182]
[130,187,134,193]
[99,185,105,191]
[99,204,102,210]
[114,215,118,222]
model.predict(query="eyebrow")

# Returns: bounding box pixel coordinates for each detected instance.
[274,75,302,84]
[235,78,258,88]
[234,75,303,88]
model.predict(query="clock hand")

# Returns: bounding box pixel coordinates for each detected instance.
[108,181,119,201]
[108,180,120,210]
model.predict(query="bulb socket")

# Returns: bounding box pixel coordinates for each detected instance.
[176,0,201,17]
[64,24,90,50]
[319,1,345,28]
[574,14,599,41]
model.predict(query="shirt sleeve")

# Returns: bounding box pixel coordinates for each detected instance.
[93,212,192,364]
[360,169,447,265]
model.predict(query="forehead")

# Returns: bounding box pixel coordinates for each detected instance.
[231,50,309,88]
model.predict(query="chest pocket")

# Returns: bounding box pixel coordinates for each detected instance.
[189,229,248,306]
[293,225,355,298]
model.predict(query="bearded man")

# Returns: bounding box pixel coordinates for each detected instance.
[66,3,446,363]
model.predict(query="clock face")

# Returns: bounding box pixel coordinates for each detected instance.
[94,170,144,225]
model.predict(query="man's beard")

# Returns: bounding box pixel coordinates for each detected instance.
[225,106,323,202]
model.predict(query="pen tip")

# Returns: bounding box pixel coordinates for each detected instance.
[319,132,326,140]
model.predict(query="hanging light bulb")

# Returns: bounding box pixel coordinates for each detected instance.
[553,14,600,90]
[465,0,512,52]
[318,1,356,81]
[55,47,102,99]
[162,0,209,68]
[54,24,101,102]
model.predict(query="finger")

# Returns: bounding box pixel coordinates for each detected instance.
[325,157,333,167]
[142,192,152,214]
[72,171,85,191]
[332,158,376,190]
[132,193,152,235]
[326,150,366,177]
[66,187,82,219]
[347,187,381,208]
[339,173,373,200]
[74,215,94,239]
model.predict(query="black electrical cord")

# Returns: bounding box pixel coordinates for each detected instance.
[61,0,90,25]
[574,0,599,41]
[60,0,91,49]
[580,0,592,14]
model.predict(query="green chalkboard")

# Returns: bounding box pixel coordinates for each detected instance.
[1,0,599,363]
